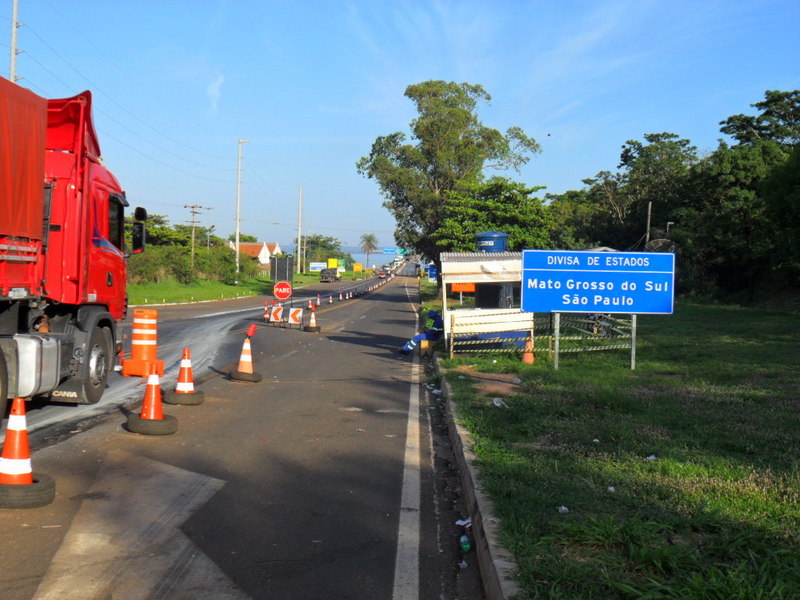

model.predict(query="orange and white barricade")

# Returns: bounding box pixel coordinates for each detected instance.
[122,308,164,377]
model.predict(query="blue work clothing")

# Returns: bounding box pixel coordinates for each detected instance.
[402,314,443,351]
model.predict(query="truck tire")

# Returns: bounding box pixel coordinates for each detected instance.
[0,351,8,418]
[83,326,113,404]
[0,474,56,509]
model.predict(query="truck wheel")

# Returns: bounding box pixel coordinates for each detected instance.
[83,327,113,404]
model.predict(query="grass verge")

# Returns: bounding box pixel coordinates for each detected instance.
[128,272,370,305]
[441,301,800,599]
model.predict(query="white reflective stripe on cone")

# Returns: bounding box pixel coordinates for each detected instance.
[176,382,194,392]
[0,457,32,475]
[6,414,26,431]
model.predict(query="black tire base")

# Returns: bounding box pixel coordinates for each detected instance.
[126,413,178,436]
[163,390,205,405]
[230,370,262,383]
[303,325,321,332]
[0,473,56,509]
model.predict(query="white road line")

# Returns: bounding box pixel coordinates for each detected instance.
[392,350,421,600]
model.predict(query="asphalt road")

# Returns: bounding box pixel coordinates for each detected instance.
[0,271,483,599]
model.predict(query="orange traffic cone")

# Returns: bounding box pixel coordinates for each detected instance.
[308,299,313,310]
[164,348,205,405]
[0,398,33,485]
[316,294,321,306]
[339,291,343,301]
[329,295,333,304]
[0,398,56,508]
[230,326,263,382]
[127,364,178,435]
[304,306,321,332]
[522,337,535,365]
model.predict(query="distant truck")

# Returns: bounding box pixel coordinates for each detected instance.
[319,268,340,282]
[0,78,146,415]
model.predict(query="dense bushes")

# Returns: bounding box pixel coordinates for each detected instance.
[127,244,260,285]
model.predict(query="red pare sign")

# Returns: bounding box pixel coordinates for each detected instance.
[273,281,293,300]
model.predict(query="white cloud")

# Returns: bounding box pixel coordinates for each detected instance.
[206,74,225,117]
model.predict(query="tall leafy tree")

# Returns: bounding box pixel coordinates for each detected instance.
[434,177,551,252]
[300,234,354,265]
[677,140,786,299]
[720,90,800,146]
[761,144,800,283]
[545,189,606,249]
[356,80,540,263]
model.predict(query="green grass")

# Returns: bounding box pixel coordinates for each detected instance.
[441,301,800,599]
[128,271,369,305]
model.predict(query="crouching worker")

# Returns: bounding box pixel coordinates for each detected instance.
[399,310,443,355]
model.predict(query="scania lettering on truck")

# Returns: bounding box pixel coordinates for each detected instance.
[0,78,146,415]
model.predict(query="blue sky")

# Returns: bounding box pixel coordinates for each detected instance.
[2,0,798,249]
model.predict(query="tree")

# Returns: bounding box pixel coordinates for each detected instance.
[676,140,785,299]
[545,189,606,249]
[227,233,258,243]
[359,233,379,270]
[300,234,355,267]
[434,177,551,252]
[129,214,188,246]
[761,144,800,283]
[720,90,800,147]
[356,80,540,263]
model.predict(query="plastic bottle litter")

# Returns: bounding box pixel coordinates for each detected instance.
[459,534,472,552]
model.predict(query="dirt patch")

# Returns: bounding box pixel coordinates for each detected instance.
[452,366,522,399]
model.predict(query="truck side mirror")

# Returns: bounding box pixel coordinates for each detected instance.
[134,207,148,221]
[132,222,146,254]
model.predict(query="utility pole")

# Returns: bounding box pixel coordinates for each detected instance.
[9,0,20,82]
[235,138,249,284]
[184,204,212,268]
[296,185,303,274]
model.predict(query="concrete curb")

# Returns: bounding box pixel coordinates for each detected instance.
[434,356,520,600]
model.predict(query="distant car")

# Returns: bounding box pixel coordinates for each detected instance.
[378,271,386,279]
[319,268,340,282]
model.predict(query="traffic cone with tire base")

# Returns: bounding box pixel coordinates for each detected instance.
[0,397,56,508]
[164,348,205,405]
[230,324,262,382]
[127,364,178,435]
[304,305,321,332]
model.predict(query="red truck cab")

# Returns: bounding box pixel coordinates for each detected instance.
[0,79,145,412]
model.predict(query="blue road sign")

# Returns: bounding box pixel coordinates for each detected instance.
[383,247,398,254]
[521,250,675,314]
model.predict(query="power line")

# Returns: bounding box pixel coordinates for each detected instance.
[27,5,230,161]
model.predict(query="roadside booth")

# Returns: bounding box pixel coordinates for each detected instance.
[439,251,529,354]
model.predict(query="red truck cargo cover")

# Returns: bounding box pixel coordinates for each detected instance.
[0,78,47,240]
[46,90,101,159]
